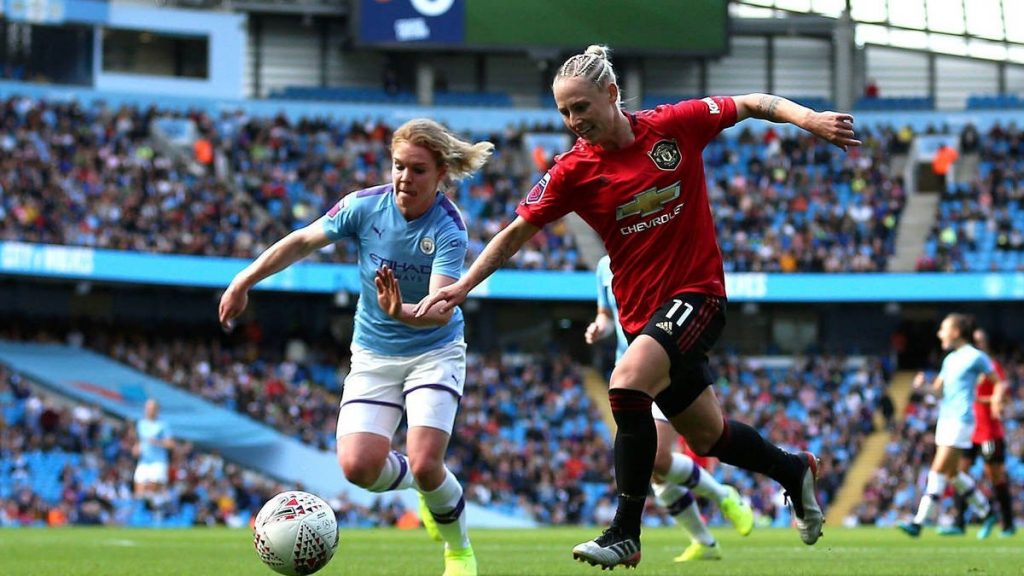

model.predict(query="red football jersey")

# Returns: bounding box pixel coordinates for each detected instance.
[517,97,737,334]
[972,358,1006,442]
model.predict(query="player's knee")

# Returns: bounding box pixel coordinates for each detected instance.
[687,430,720,457]
[409,456,445,491]
[609,363,659,396]
[337,452,385,488]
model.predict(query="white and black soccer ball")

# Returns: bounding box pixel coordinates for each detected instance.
[253,491,339,576]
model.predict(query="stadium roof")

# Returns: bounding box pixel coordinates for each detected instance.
[734,0,1024,64]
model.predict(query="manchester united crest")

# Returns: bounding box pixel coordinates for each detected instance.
[648,140,681,171]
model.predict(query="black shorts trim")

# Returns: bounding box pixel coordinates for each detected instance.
[626,292,726,419]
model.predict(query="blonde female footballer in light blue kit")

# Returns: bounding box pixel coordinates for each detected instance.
[899,313,999,538]
[587,256,753,563]
[220,119,492,576]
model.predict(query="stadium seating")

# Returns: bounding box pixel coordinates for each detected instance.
[854,96,934,111]
[966,94,1024,111]
[918,123,1024,272]
[0,363,410,528]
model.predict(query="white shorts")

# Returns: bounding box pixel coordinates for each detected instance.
[134,462,169,485]
[935,419,974,449]
[337,341,466,439]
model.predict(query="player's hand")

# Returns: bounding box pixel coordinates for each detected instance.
[991,400,1004,421]
[806,111,861,151]
[218,281,249,332]
[374,266,404,320]
[414,281,469,318]
[912,371,926,389]
[585,316,611,344]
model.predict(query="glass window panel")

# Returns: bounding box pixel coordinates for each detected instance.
[965,0,1004,40]
[928,33,967,55]
[855,23,890,46]
[967,40,1007,61]
[889,28,929,49]
[811,0,846,17]
[1005,0,1024,42]
[888,0,927,29]
[776,0,812,10]
[731,3,777,18]
[1007,45,1024,64]
[851,0,888,23]
[926,0,965,34]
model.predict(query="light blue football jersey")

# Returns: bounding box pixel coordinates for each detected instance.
[938,344,993,423]
[596,255,628,362]
[137,418,170,465]
[323,184,467,356]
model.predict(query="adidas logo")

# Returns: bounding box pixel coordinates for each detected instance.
[656,321,674,334]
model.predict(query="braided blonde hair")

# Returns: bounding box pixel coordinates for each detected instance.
[554,45,620,106]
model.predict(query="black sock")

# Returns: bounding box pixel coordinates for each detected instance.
[953,492,967,529]
[608,388,655,537]
[706,419,802,490]
[995,482,1014,530]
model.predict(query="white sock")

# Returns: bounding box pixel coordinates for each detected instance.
[367,451,415,492]
[662,453,729,502]
[421,468,470,550]
[653,482,715,546]
[913,470,946,525]
[953,472,990,517]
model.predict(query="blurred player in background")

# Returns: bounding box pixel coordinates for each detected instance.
[899,314,1000,538]
[132,399,175,513]
[417,44,860,569]
[944,328,1015,538]
[219,118,493,576]
[586,255,754,562]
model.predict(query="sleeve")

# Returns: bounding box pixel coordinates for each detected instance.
[992,359,1006,381]
[661,96,738,149]
[515,163,574,228]
[432,223,468,281]
[595,258,611,310]
[322,192,360,241]
[978,351,995,375]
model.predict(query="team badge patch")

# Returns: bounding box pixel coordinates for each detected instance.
[648,140,681,171]
[526,172,551,204]
[419,237,435,255]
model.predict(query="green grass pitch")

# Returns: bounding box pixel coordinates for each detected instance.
[1,526,1019,575]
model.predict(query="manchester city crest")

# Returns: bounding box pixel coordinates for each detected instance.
[648,139,681,171]
[419,237,435,255]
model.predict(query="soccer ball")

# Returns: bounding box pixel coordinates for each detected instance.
[253,491,339,576]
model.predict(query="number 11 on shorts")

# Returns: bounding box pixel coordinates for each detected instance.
[666,299,694,326]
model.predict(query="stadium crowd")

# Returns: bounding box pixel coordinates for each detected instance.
[0,96,582,271]
[918,122,1024,272]
[706,124,908,273]
[1,321,890,529]
[0,94,967,275]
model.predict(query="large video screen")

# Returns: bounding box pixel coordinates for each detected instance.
[355,0,728,55]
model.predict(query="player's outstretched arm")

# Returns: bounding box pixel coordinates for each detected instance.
[219,218,332,331]
[731,93,862,151]
[414,216,540,317]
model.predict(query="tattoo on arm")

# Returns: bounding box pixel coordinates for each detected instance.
[479,241,517,277]
[757,95,781,119]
